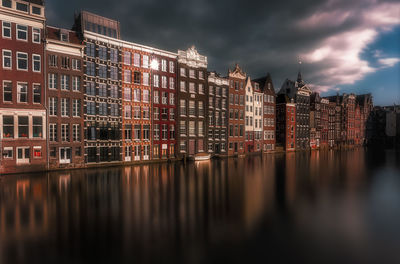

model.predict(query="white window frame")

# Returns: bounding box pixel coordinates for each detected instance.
[16,52,28,71]
[3,147,13,159]
[2,49,12,69]
[16,147,30,164]
[16,24,28,41]
[169,61,174,73]
[32,28,40,44]
[32,54,41,72]
[2,21,11,39]
[59,147,71,164]
[17,82,27,103]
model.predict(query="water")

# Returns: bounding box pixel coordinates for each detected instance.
[1,148,400,264]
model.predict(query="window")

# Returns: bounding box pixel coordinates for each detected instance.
[154,91,159,103]
[33,84,41,103]
[110,85,118,98]
[32,117,42,138]
[16,2,28,12]
[2,116,13,138]
[17,25,28,40]
[98,83,107,97]
[17,52,28,70]
[169,93,175,105]
[72,76,80,91]
[162,76,167,88]
[198,121,204,136]
[189,82,195,93]
[133,89,140,102]
[61,124,69,142]
[110,103,118,116]
[3,81,12,102]
[2,21,11,38]
[143,90,149,102]
[198,83,204,94]
[99,102,107,116]
[180,81,186,92]
[134,125,141,140]
[198,71,204,79]
[49,55,57,67]
[17,147,30,163]
[189,69,195,78]
[143,55,149,68]
[87,101,95,115]
[153,107,159,120]
[189,121,195,136]
[123,51,131,65]
[170,108,175,120]
[125,125,132,141]
[71,58,80,70]
[86,61,95,76]
[99,64,107,78]
[18,116,28,138]
[49,97,57,115]
[180,68,186,77]
[2,50,11,69]
[198,101,204,117]
[180,100,186,116]
[86,42,95,57]
[134,106,141,119]
[2,0,11,8]
[162,92,168,104]
[60,32,68,42]
[99,46,107,60]
[17,83,27,103]
[169,61,175,73]
[154,124,159,140]
[110,66,118,80]
[61,98,69,116]
[153,74,159,87]
[161,59,167,71]
[124,105,131,119]
[143,107,149,119]
[134,71,141,84]
[169,77,175,89]
[61,56,69,68]
[161,108,168,120]
[124,70,131,83]
[32,28,40,43]
[180,121,186,136]
[72,99,80,117]
[86,82,95,96]
[61,75,69,90]
[73,124,81,141]
[110,49,118,63]
[3,147,13,159]
[124,87,131,101]
[189,100,195,116]
[133,53,140,67]
[143,72,149,86]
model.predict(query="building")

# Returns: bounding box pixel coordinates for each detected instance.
[244,77,254,153]
[0,0,47,173]
[327,101,336,148]
[253,81,263,153]
[227,64,246,155]
[253,74,276,152]
[176,46,207,158]
[121,45,152,162]
[207,72,229,156]
[278,72,311,150]
[276,94,296,151]
[356,94,373,145]
[310,92,321,149]
[45,26,85,169]
[73,11,122,164]
[320,97,329,148]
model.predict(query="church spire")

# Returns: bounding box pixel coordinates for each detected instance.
[297,57,304,87]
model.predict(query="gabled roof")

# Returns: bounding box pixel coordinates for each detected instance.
[228,64,246,79]
[46,26,82,46]
[253,73,275,95]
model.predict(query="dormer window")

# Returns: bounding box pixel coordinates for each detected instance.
[60,31,69,42]
[32,6,42,15]
[16,2,28,12]
[2,0,11,8]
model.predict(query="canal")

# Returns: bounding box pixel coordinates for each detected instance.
[0,148,400,263]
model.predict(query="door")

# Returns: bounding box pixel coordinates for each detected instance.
[59,147,71,164]
[17,147,30,164]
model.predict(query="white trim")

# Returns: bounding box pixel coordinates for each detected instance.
[16,51,28,71]
[2,49,12,69]
[16,24,28,41]
[2,20,11,39]
[0,13,45,28]
[32,53,41,72]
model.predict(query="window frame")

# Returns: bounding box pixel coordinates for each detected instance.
[32,28,40,44]
[2,49,12,69]
[16,52,28,71]
[2,21,11,39]
[32,54,41,72]
[16,24,28,41]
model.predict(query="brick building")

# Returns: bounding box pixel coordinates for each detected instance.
[45,26,85,169]
[176,46,207,159]
[254,74,276,152]
[0,0,47,173]
[244,77,254,153]
[228,64,246,155]
[207,71,228,156]
[73,11,122,164]
[276,94,296,151]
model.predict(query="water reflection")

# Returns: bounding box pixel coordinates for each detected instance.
[1,149,400,263]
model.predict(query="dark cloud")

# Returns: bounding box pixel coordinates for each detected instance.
[46,0,400,93]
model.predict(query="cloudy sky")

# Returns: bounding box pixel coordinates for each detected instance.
[46,0,400,105]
